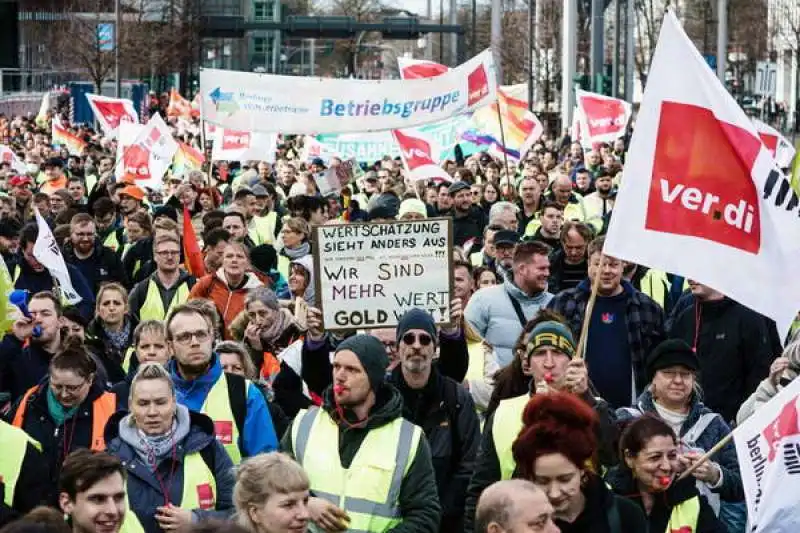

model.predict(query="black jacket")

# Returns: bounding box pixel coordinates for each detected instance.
[547,248,588,294]
[606,467,726,533]
[389,366,480,533]
[0,334,58,405]
[85,315,138,386]
[670,297,773,423]
[463,391,619,533]
[5,379,114,505]
[63,240,128,295]
[450,205,487,248]
[553,474,647,533]
[0,421,50,527]
[122,237,154,288]
[281,385,441,533]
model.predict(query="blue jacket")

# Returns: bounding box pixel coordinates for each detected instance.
[105,411,235,533]
[10,256,95,319]
[167,354,278,457]
[615,389,744,503]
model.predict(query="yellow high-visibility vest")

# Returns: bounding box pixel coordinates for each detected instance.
[249,211,278,246]
[200,373,244,464]
[120,451,217,533]
[278,255,291,281]
[466,342,487,386]
[639,269,669,309]
[104,230,122,253]
[492,394,530,480]
[121,347,136,373]
[470,251,484,267]
[666,496,700,533]
[139,280,190,322]
[0,420,41,506]
[291,407,423,533]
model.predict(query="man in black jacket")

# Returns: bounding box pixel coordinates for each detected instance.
[449,181,487,248]
[63,213,128,295]
[669,280,774,423]
[390,309,480,533]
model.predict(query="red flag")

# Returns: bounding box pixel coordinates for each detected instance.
[183,206,206,277]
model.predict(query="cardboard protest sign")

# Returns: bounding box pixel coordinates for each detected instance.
[313,219,453,331]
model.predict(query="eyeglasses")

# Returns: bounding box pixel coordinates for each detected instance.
[155,250,180,257]
[173,329,211,344]
[402,332,433,346]
[51,381,87,394]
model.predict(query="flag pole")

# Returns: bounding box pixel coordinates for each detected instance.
[574,255,603,359]
[494,99,512,193]
[677,432,734,481]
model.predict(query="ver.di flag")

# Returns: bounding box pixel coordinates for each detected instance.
[575,89,631,145]
[85,93,139,138]
[397,57,450,80]
[734,373,800,532]
[604,11,800,339]
[32,207,82,305]
[753,118,796,169]
[211,128,277,163]
[115,113,177,189]
[392,128,452,182]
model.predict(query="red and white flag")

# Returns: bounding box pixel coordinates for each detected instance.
[85,94,138,138]
[575,90,631,145]
[115,113,177,189]
[392,128,452,182]
[754,118,796,169]
[0,145,26,175]
[211,128,277,163]
[397,58,449,80]
[167,88,199,119]
[604,11,800,339]
[735,374,800,532]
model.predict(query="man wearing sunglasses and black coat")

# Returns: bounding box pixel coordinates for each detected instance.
[388,308,481,533]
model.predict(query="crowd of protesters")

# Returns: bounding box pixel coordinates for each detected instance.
[0,97,798,533]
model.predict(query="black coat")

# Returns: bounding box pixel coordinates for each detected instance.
[450,206,487,248]
[0,421,50,527]
[5,380,114,505]
[389,366,480,533]
[553,474,647,533]
[670,297,774,423]
[63,240,129,295]
[85,315,138,387]
[0,334,57,405]
[606,467,726,533]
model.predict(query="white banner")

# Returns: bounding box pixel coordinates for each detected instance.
[312,219,453,330]
[85,93,138,139]
[200,50,497,134]
[32,208,82,305]
[734,376,800,532]
[604,11,800,339]
[211,128,277,162]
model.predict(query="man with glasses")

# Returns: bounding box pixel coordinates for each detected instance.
[128,233,196,322]
[165,304,278,464]
[63,213,127,294]
[388,308,480,533]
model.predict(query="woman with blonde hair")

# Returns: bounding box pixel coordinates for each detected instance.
[86,282,137,385]
[234,452,310,533]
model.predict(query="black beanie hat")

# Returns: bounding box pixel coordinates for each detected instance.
[645,339,700,382]
[335,334,389,394]
[396,308,437,345]
[250,244,278,274]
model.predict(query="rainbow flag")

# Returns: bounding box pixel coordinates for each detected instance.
[172,142,205,176]
[52,121,87,155]
[470,88,544,160]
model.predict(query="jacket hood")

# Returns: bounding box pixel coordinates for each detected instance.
[213,268,264,291]
[321,382,404,430]
[105,407,217,456]
[290,255,316,304]
[633,388,712,434]
[503,276,551,304]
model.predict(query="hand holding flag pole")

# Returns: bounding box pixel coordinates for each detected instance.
[574,256,603,360]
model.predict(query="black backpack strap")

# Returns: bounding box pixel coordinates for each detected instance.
[441,378,462,473]
[198,444,216,474]
[224,373,248,436]
[505,290,528,327]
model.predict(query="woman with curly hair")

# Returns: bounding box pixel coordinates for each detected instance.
[511,392,647,532]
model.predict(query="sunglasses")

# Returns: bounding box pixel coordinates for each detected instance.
[402,332,433,346]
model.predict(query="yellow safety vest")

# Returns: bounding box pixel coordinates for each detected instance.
[291,407,423,533]
[640,269,669,309]
[104,230,121,253]
[470,251,484,267]
[492,394,530,480]
[791,318,800,338]
[466,342,487,385]
[139,280,190,322]
[201,373,244,464]
[249,212,278,246]
[666,496,700,533]
[278,255,291,281]
[120,452,217,533]
[0,420,41,506]
[121,347,136,373]
[85,174,98,196]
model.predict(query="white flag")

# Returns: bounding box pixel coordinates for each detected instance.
[575,89,632,145]
[85,93,139,139]
[115,113,177,190]
[211,128,277,162]
[32,208,82,305]
[753,118,796,169]
[603,11,800,339]
[734,376,800,532]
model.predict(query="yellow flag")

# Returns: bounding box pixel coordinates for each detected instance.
[0,257,15,332]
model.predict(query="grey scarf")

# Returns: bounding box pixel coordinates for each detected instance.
[283,241,311,260]
[119,404,192,471]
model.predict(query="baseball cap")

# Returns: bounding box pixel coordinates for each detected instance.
[118,185,146,201]
[494,230,520,247]
[9,175,34,187]
[448,181,471,195]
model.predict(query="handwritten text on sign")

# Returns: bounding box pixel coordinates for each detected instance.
[313,219,452,330]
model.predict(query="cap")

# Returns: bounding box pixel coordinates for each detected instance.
[645,339,700,382]
[118,185,146,201]
[494,230,520,247]
[311,157,325,167]
[396,308,437,346]
[524,321,576,359]
[251,184,269,197]
[448,181,470,195]
[397,199,428,219]
[9,175,34,187]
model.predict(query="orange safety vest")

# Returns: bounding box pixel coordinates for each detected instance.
[12,386,116,451]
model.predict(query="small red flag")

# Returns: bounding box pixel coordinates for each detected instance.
[183,206,206,277]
